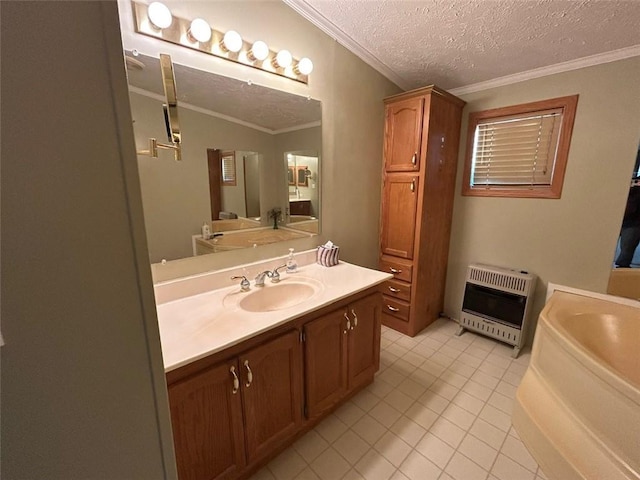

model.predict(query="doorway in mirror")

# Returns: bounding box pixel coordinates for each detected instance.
[286,152,319,234]
[609,143,640,300]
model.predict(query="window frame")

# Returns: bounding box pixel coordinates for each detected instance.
[462,95,579,199]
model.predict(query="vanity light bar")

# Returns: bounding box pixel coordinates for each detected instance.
[132,1,312,84]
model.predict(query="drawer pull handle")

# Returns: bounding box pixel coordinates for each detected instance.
[230,365,240,394]
[411,152,417,165]
[388,286,400,293]
[343,312,351,334]
[351,309,358,329]
[410,180,415,192]
[387,305,400,312]
[243,360,253,388]
[389,267,402,274]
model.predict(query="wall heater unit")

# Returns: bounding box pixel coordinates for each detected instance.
[456,263,536,358]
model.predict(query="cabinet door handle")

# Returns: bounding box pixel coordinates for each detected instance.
[387,305,400,312]
[388,286,400,293]
[351,309,358,329]
[243,360,253,388]
[230,365,239,394]
[411,152,417,165]
[389,267,402,274]
[410,180,415,192]
[343,312,351,334]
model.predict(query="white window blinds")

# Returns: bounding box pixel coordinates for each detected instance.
[471,108,563,187]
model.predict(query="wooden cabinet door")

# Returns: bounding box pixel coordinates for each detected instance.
[168,361,246,480]
[384,97,424,172]
[380,174,420,259]
[303,309,349,418]
[240,330,303,464]
[347,295,381,390]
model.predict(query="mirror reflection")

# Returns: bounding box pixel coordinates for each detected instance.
[286,152,319,234]
[134,54,182,161]
[608,143,640,300]
[125,52,322,263]
[206,149,262,224]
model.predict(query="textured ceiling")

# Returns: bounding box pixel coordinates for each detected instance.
[285,0,640,90]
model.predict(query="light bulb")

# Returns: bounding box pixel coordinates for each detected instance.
[221,30,243,53]
[248,40,269,61]
[188,18,211,43]
[295,57,313,75]
[147,2,172,29]
[274,49,292,68]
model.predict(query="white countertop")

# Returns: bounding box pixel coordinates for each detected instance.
[155,257,392,372]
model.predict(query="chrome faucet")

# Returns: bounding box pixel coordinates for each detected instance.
[270,264,288,283]
[231,275,250,292]
[254,270,273,287]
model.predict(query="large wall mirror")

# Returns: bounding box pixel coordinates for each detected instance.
[124,52,322,263]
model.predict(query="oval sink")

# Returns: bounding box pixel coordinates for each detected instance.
[239,282,317,312]
[224,278,322,312]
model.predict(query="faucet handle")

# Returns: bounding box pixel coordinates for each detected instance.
[271,264,288,283]
[231,275,250,291]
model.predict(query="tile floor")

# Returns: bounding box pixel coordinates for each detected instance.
[251,318,548,480]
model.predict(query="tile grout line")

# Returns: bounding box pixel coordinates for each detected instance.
[261,321,536,480]
[384,323,532,480]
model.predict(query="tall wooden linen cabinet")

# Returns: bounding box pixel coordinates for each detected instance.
[379,86,465,336]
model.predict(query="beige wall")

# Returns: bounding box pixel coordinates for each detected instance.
[445,57,640,339]
[1,2,176,478]
[244,152,261,217]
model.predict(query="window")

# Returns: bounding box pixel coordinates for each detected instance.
[221,151,236,186]
[462,95,578,198]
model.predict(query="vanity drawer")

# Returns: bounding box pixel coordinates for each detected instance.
[382,296,410,322]
[289,200,311,216]
[380,279,411,302]
[379,258,413,283]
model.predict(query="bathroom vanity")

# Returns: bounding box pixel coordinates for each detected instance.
[155,252,391,480]
[289,198,312,216]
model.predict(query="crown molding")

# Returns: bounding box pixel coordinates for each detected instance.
[449,45,640,96]
[128,86,319,135]
[282,0,408,90]
[273,121,322,135]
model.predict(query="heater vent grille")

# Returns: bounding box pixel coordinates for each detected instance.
[467,264,534,296]
[460,314,522,345]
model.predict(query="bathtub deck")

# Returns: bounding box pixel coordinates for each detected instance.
[196,227,312,255]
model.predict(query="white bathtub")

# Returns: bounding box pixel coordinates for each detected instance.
[513,289,640,480]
